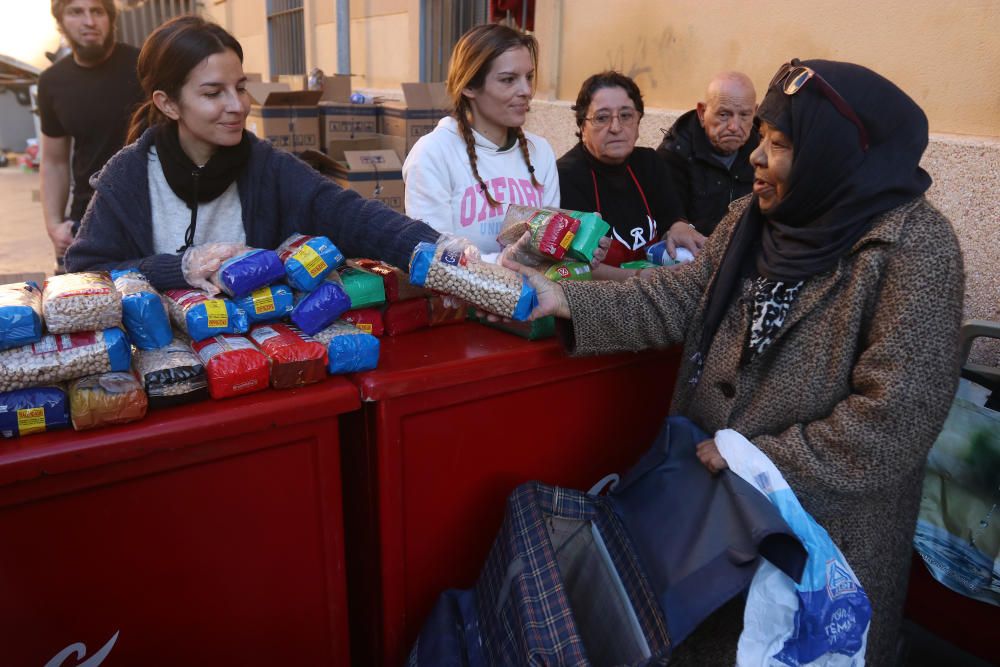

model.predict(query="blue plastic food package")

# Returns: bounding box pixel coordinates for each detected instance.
[312,321,380,373]
[0,386,70,438]
[0,327,131,393]
[646,240,694,266]
[216,249,286,298]
[277,233,345,292]
[291,281,352,336]
[0,281,43,351]
[233,284,295,323]
[409,242,537,321]
[163,289,249,342]
[111,269,172,350]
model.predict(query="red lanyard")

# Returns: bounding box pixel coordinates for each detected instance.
[589,164,653,220]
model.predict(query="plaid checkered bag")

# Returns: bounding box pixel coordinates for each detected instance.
[408,417,806,666]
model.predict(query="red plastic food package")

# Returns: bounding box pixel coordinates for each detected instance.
[382,299,430,336]
[192,334,270,399]
[340,308,384,337]
[249,323,328,389]
[531,210,580,259]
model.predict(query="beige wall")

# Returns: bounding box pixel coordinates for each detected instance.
[535,0,1000,138]
[211,0,413,86]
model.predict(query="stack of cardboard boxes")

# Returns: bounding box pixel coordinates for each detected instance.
[245,76,450,216]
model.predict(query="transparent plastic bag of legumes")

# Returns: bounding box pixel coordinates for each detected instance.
[409,236,536,321]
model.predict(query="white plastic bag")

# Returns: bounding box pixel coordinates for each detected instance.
[715,429,872,667]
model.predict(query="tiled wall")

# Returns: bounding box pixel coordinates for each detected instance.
[525,99,1000,367]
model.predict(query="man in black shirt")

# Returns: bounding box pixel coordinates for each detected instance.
[37,0,143,272]
[656,72,758,241]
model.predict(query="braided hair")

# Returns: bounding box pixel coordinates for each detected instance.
[447,24,540,207]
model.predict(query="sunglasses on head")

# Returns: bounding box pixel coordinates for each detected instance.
[769,60,870,151]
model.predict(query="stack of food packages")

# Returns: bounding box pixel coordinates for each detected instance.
[451,204,611,339]
[0,233,397,440]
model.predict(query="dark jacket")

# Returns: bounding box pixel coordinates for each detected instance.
[66,128,440,290]
[656,109,758,236]
[558,143,682,266]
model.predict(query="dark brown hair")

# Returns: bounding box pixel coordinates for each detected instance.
[52,0,117,27]
[126,15,244,144]
[446,24,540,207]
[571,71,644,139]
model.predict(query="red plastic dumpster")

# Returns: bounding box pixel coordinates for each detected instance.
[341,322,682,667]
[0,379,359,666]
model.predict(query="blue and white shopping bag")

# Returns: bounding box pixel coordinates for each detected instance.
[715,429,872,666]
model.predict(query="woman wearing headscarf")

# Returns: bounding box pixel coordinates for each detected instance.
[506,59,965,665]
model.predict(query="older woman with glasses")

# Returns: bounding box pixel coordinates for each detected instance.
[557,71,685,280]
[509,59,964,665]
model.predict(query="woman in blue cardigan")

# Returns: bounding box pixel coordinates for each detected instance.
[66,15,439,292]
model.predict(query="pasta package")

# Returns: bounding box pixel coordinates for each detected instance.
[233,284,295,323]
[68,371,148,431]
[163,289,249,341]
[134,337,209,408]
[277,233,345,292]
[192,334,270,399]
[216,249,286,298]
[0,386,70,438]
[0,281,43,351]
[543,261,593,282]
[249,323,327,389]
[42,272,122,334]
[0,328,131,392]
[313,322,380,374]
[111,269,173,350]
[409,242,537,321]
[338,267,386,309]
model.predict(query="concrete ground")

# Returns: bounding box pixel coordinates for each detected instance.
[0,164,56,281]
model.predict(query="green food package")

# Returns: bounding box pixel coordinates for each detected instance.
[339,267,386,309]
[543,261,592,282]
[566,211,611,263]
[474,313,556,340]
[620,260,658,271]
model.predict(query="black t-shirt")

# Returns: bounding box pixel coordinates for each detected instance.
[558,143,683,266]
[37,43,143,221]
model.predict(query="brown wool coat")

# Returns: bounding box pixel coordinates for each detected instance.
[561,195,965,666]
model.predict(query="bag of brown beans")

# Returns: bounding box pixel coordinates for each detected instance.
[68,371,148,431]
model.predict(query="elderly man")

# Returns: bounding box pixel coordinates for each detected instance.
[37,0,143,273]
[657,72,757,254]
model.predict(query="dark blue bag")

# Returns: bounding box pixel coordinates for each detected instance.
[408,417,807,666]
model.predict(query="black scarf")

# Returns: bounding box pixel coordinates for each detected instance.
[154,123,252,251]
[696,59,932,376]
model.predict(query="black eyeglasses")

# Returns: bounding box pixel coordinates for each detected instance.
[769,60,870,151]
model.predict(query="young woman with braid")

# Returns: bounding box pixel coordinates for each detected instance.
[402,24,559,254]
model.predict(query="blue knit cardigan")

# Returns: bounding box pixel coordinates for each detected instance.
[66,127,440,290]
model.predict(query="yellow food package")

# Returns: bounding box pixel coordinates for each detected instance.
[68,371,148,431]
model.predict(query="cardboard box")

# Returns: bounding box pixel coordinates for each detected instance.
[245,82,323,154]
[378,82,450,155]
[300,136,405,214]
[320,103,379,149]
